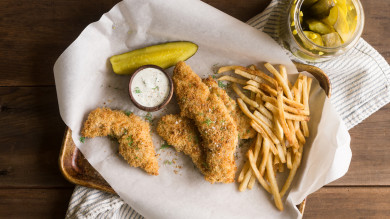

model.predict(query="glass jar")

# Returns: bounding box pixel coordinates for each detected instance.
[280,0,364,62]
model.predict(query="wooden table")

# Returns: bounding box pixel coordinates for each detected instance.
[0,0,389,218]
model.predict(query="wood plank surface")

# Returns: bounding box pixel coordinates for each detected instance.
[0,188,74,219]
[0,87,70,187]
[305,187,390,218]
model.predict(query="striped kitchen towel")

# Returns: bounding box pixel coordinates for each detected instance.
[65,0,390,218]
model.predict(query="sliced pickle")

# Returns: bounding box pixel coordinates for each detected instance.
[302,0,319,8]
[322,6,338,26]
[335,0,348,15]
[322,32,343,47]
[306,19,335,34]
[290,4,303,24]
[308,0,335,19]
[346,0,357,34]
[334,5,351,42]
[304,31,324,46]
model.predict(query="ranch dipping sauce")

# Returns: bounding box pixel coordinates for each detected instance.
[130,67,170,108]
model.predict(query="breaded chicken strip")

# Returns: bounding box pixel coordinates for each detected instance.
[156,115,207,174]
[81,108,159,175]
[173,61,238,183]
[202,77,256,140]
[157,79,255,178]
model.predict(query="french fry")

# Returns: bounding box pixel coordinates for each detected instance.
[247,80,260,88]
[259,83,305,109]
[274,118,284,141]
[244,85,266,97]
[239,135,262,192]
[257,105,273,120]
[248,149,271,193]
[276,87,295,147]
[250,120,280,149]
[302,76,311,137]
[279,65,293,89]
[248,134,263,189]
[280,144,303,197]
[249,65,257,71]
[265,63,293,100]
[232,83,259,108]
[254,111,273,128]
[235,69,267,84]
[238,162,250,183]
[217,75,247,85]
[286,148,292,169]
[264,102,310,121]
[259,138,271,175]
[262,95,309,115]
[266,154,284,211]
[217,66,237,74]
[276,143,286,163]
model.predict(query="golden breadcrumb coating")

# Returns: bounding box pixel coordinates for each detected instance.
[202,77,256,140]
[156,114,207,174]
[81,108,159,175]
[173,61,238,183]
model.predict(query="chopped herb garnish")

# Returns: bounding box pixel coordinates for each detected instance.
[164,160,172,165]
[246,129,250,134]
[145,112,153,122]
[212,75,217,79]
[134,87,141,93]
[152,86,159,91]
[160,142,172,150]
[123,129,128,135]
[203,118,214,126]
[79,137,85,143]
[127,135,133,147]
[218,81,227,89]
[124,111,133,116]
[202,162,210,170]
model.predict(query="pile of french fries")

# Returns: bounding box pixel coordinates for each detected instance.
[218,63,312,211]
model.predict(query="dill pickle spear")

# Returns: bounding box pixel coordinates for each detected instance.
[110,41,198,75]
[322,32,342,47]
[304,31,324,46]
[308,0,335,19]
[306,19,335,34]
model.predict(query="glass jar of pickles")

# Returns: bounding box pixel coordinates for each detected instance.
[280,0,364,62]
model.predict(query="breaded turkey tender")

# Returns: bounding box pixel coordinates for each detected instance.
[81,108,159,175]
[156,114,207,174]
[173,61,238,183]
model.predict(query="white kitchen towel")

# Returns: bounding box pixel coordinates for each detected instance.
[65,0,390,218]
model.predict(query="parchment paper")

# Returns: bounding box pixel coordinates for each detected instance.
[53,0,351,218]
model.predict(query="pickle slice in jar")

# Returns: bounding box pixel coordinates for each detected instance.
[322,6,338,26]
[308,0,335,19]
[346,0,357,33]
[335,0,348,15]
[290,4,303,24]
[322,32,343,47]
[303,31,324,46]
[306,19,335,34]
[302,0,319,8]
[333,5,351,42]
